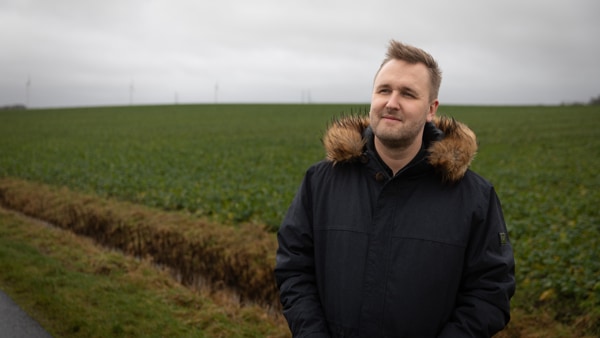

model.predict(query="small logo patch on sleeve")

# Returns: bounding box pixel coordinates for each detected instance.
[499,232,508,245]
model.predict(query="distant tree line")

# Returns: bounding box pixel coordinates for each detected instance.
[0,104,27,110]
[560,94,600,106]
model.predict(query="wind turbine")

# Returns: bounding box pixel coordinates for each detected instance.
[26,75,31,107]
[214,82,219,104]
[129,79,135,105]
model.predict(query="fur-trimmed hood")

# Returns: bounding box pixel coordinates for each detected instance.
[322,115,478,183]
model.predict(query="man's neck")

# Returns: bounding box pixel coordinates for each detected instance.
[374,137,423,175]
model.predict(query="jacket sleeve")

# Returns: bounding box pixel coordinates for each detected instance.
[274,170,330,338]
[438,186,516,338]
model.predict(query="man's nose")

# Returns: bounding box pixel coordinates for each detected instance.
[385,92,400,110]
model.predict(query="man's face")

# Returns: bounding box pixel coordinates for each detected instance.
[369,59,439,150]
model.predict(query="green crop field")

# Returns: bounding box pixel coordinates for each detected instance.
[0,104,363,228]
[1,103,599,335]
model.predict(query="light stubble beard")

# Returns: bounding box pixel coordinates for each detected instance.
[370,116,424,151]
[377,133,416,149]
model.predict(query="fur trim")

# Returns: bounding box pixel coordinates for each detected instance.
[322,115,477,182]
[323,115,369,164]
[428,116,478,182]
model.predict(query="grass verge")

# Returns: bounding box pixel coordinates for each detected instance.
[0,177,280,308]
[0,207,289,338]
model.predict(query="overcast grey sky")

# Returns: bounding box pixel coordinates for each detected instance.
[1,0,599,108]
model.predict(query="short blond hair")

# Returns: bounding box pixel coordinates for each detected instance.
[377,40,442,101]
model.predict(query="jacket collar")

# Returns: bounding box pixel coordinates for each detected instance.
[322,115,478,183]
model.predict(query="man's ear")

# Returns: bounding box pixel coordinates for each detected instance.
[426,99,439,122]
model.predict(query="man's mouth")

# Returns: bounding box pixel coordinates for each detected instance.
[382,115,401,122]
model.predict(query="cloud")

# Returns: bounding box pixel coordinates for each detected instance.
[1,0,599,107]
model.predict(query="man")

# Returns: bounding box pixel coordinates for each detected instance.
[274,40,515,337]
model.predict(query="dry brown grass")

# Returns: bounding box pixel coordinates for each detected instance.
[0,177,280,309]
[0,206,291,337]
[494,308,598,338]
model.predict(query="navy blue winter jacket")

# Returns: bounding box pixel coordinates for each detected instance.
[274,116,516,337]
